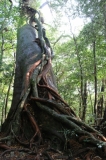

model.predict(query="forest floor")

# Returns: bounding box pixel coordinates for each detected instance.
[0,130,104,160]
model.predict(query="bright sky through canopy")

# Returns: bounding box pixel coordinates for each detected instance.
[40,0,84,35]
[13,0,85,35]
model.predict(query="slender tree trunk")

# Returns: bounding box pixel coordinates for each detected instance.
[82,82,87,121]
[1,98,6,126]
[103,3,106,40]
[70,34,84,119]
[93,40,97,122]
[97,79,105,125]
[66,15,87,119]
[0,31,4,66]
[4,71,14,120]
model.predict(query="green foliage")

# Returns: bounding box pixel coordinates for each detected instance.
[0,1,22,123]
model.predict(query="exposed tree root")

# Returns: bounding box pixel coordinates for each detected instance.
[23,103,42,146]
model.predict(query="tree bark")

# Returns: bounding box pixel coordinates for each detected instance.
[2,24,43,131]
